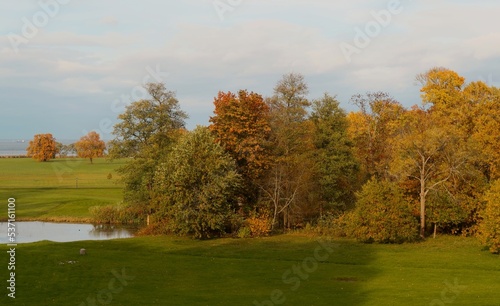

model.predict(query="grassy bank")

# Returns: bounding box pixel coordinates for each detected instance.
[0,158,124,222]
[0,235,498,305]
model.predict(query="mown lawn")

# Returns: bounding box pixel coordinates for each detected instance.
[0,158,124,221]
[0,235,498,305]
[0,158,499,305]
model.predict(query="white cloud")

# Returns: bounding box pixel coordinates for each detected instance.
[100,16,119,26]
[30,31,138,48]
[1,0,500,139]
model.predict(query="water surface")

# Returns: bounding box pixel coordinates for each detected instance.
[0,222,138,243]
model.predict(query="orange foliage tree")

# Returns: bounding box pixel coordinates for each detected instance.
[26,133,57,162]
[75,131,106,163]
[209,90,271,206]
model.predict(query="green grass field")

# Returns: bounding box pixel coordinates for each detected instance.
[0,158,499,305]
[0,235,498,305]
[0,158,124,221]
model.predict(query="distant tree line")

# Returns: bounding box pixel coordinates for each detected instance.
[26,131,106,163]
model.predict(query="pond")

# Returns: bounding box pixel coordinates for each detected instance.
[0,222,139,244]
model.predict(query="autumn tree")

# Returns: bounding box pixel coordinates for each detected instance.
[418,68,482,154]
[391,107,474,238]
[26,133,57,162]
[479,180,500,254]
[262,73,314,229]
[109,82,188,206]
[152,126,241,239]
[347,92,405,179]
[310,93,359,213]
[468,83,500,180]
[74,131,106,163]
[416,68,492,234]
[417,67,465,112]
[209,90,271,207]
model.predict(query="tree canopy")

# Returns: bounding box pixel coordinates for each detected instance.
[95,68,500,243]
[109,82,188,206]
[26,133,57,162]
[152,126,241,239]
[75,131,106,163]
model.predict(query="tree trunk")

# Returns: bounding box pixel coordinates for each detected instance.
[283,207,287,231]
[271,202,278,231]
[433,223,437,239]
[420,191,425,238]
[420,157,426,239]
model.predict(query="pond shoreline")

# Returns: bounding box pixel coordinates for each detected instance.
[0,216,143,225]
[0,216,93,223]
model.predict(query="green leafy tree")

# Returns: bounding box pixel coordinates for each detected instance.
[109,83,188,206]
[56,142,75,158]
[350,179,419,243]
[479,180,500,254]
[152,126,241,239]
[426,190,468,237]
[262,73,314,229]
[310,93,359,213]
[109,83,187,158]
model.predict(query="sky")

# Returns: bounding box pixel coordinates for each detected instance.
[1,0,500,140]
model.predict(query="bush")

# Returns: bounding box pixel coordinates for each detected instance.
[315,212,353,238]
[246,213,272,237]
[350,179,419,243]
[89,204,146,224]
[137,218,172,236]
[479,180,500,254]
[237,227,252,238]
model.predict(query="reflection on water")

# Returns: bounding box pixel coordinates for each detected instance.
[0,222,138,244]
[90,224,138,238]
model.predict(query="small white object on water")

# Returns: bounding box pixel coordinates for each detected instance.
[80,248,86,255]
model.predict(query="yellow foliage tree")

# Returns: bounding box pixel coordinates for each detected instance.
[75,131,106,163]
[470,85,500,180]
[479,180,500,254]
[26,133,57,162]
[418,67,465,114]
[347,92,405,179]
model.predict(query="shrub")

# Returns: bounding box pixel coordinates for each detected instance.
[479,180,500,254]
[89,204,145,224]
[237,227,252,238]
[350,179,419,243]
[246,212,272,237]
[89,205,118,224]
[315,212,353,238]
[137,218,172,236]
